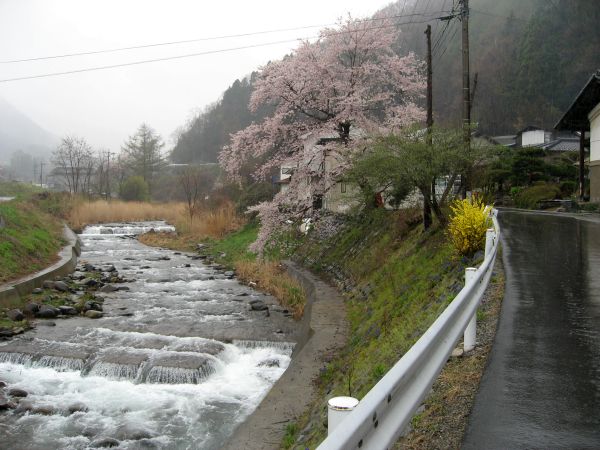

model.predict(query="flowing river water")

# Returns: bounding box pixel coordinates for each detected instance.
[0,222,298,449]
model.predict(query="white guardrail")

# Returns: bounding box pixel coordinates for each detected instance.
[318,210,500,450]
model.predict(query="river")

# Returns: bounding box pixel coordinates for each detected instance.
[0,222,297,449]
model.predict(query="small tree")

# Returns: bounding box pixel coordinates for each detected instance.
[119,175,149,201]
[179,167,203,223]
[121,124,165,194]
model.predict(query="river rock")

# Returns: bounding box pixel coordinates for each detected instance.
[32,288,43,295]
[250,301,268,311]
[0,329,13,338]
[14,400,34,413]
[115,424,154,440]
[8,388,28,398]
[42,280,55,289]
[7,309,24,321]
[54,281,70,292]
[32,405,54,415]
[58,306,78,316]
[84,263,96,271]
[36,305,58,318]
[85,310,103,319]
[91,438,120,448]
[12,327,25,335]
[82,278,99,287]
[0,394,15,410]
[83,302,103,312]
[36,321,56,327]
[99,284,117,293]
[224,271,235,278]
[258,358,280,368]
[67,402,88,414]
[0,381,6,388]
[104,265,117,272]
[116,286,130,291]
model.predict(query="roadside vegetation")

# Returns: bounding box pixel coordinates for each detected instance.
[277,209,463,448]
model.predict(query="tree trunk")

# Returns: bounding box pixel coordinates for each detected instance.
[420,185,432,230]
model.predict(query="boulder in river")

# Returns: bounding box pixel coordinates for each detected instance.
[84,310,103,319]
[36,305,58,319]
[99,284,117,293]
[58,306,78,316]
[54,281,70,292]
[7,309,24,322]
[250,301,268,311]
[91,438,120,448]
[0,394,15,410]
[42,280,55,289]
[8,388,28,398]
[31,288,43,295]
[67,402,88,414]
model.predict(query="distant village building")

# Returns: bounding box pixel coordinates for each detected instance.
[555,70,600,201]
[489,126,579,152]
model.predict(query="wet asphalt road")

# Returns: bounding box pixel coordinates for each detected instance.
[463,210,600,449]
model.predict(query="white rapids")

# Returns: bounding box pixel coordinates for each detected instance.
[0,221,296,449]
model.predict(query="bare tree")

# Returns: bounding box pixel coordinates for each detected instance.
[179,166,203,223]
[51,136,95,195]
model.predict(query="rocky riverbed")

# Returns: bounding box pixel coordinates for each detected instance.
[0,221,298,449]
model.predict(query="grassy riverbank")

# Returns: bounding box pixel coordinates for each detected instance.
[277,208,502,449]
[0,192,65,284]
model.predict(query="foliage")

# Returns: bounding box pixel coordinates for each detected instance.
[447,198,492,257]
[119,175,150,202]
[0,181,41,197]
[121,124,165,194]
[513,182,561,209]
[219,15,425,252]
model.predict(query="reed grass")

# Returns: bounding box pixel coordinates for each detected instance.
[69,199,243,238]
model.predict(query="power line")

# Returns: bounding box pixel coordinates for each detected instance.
[0,10,452,65]
[0,14,458,84]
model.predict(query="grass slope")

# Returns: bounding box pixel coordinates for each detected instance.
[0,196,64,284]
[286,209,475,448]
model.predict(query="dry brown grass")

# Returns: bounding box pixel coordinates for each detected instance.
[69,199,243,238]
[234,260,306,319]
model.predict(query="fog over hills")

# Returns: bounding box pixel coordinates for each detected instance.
[0,96,58,163]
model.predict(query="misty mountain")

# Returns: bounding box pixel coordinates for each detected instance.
[0,97,58,163]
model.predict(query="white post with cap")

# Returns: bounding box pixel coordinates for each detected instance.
[328,396,359,435]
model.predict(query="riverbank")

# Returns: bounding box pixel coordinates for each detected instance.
[0,195,65,284]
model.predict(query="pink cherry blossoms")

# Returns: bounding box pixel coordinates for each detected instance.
[219,14,426,253]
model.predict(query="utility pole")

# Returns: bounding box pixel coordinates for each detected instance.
[39,161,45,187]
[33,164,37,185]
[460,0,471,198]
[425,24,433,143]
[106,151,115,200]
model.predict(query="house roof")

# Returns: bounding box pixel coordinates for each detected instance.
[490,135,517,147]
[555,70,600,131]
[540,137,580,152]
[516,125,544,135]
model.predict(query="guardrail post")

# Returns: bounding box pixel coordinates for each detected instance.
[485,228,495,258]
[327,396,359,435]
[464,267,477,352]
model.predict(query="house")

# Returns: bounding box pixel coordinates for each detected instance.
[275,130,363,214]
[555,70,600,201]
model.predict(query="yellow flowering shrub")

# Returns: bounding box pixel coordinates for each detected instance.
[447,198,493,256]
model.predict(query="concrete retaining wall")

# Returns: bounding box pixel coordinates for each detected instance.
[0,225,81,307]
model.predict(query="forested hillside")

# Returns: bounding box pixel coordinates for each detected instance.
[170,0,600,164]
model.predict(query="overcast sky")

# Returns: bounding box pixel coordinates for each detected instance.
[0,0,395,153]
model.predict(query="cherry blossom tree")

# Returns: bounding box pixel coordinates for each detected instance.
[219,15,426,253]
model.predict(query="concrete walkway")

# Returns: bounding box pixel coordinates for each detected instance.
[463,210,600,448]
[222,261,348,450]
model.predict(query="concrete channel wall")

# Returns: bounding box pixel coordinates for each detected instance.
[222,260,348,450]
[0,225,81,307]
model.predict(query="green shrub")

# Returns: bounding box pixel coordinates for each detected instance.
[119,176,149,201]
[513,182,561,209]
[560,180,577,197]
